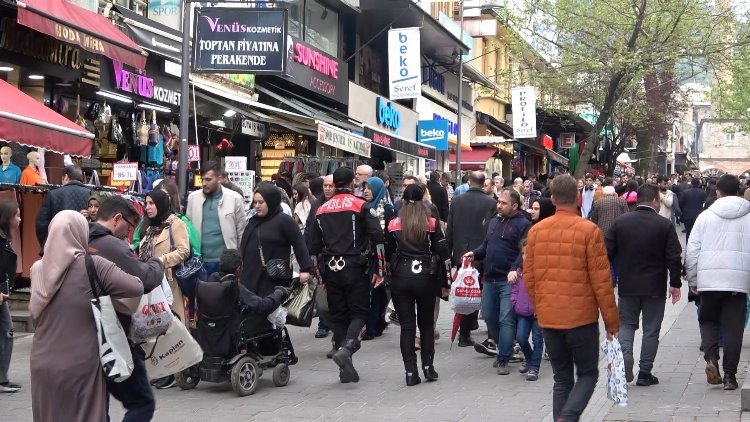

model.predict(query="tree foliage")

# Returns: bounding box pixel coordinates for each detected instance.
[714,18,750,132]
[508,0,741,177]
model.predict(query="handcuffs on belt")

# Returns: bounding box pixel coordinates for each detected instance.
[327,256,346,272]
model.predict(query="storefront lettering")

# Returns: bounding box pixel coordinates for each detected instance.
[112,61,181,106]
[0,18,82,69]
[372,132,392,148]
[416,147,430,158]
[376,97,400,132]
[433,113,458,136]
[54,23,105,53]
[309,75,336,95]
[294,43,338,79]
[422,66,444,94]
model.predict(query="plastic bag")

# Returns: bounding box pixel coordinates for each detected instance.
[141,320,203,379]
[267,306,287,329]
[283,279,316,327]
[601,337,628,406]
[130,284,173,344]
[449,257,482,315]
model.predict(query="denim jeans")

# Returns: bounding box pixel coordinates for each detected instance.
[0,301,12,384]
[618,296,665,374]
[543,323,600,422]
[516,315,543,369]
[481,279,516,362]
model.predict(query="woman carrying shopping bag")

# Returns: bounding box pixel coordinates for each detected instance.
[386,185,451,386]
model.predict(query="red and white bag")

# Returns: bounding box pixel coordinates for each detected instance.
[450,257,482,315]
[130,281,173,344]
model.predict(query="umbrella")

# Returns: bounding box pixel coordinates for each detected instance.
[450,313,462,350]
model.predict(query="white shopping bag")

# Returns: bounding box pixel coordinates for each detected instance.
[141,321,203,379]
[130,285,173,344]
[601,338,628,406]
[449,257,482,315]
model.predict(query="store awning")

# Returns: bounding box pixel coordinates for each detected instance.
[547,149,569,167]
[17,0,147,69]
[0,79,94,156]
[112,5,182,62]
[515,138,547,156]
[449,146,497,170]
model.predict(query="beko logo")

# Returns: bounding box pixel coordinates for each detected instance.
[419,128,446,142]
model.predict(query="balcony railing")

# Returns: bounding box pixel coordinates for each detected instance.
[98,0,147,16]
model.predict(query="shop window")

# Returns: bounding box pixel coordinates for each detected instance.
[287,0,302,38]
[304,0,338,56]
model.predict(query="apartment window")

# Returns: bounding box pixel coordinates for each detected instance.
[305,0,339,56]
[725,132,737,146]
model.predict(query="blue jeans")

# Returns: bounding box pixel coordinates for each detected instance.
[481,279,516,362]
[517,315,543,369]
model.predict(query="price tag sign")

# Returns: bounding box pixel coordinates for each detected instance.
[194,174,202,188]
[112,163,138,181]
[188,145,201,163]
[224,156,247,171]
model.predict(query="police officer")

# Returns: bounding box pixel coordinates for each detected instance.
[309,167,385,383]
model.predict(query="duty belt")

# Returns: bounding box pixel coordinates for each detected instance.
[327,256,346,272]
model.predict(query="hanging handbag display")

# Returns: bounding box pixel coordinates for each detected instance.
[168,226,203,298]
[136,111,149,146]
[94,103,112,140]
[283,279,317,327]
[110,117,124,144]
[84,254,134,383]
[258,226,292,282]
[148,110,159,146]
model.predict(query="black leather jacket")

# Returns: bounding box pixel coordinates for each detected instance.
[0,231,17,294]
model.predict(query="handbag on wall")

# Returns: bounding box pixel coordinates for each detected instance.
[148,110,159,146]
[258,226,292,282]
[110,117,124,144]
[85,254,134,383]
[137,111,149,146]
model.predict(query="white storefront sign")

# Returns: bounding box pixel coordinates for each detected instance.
[388,28,421,100]
[112,162,138,181]
[224,156,247,171]
[317,122,372,157]
[511,86,537,139]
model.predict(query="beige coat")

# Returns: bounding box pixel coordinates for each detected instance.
[139,214,190,323]
[185,186,247,250]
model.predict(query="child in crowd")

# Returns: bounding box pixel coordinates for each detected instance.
[512,238,543,381]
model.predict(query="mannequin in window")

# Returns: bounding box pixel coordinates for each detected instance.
[20,151,45,186]
[0,146,21,184]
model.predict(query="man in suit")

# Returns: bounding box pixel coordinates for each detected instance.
[606,184,682,386]
[679,178,708,242]
[426,171,450,223]
[447,171,497,347]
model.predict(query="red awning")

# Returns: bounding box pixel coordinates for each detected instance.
[0,79,94,157]
[17,0,147,69]
[449,146,498,171]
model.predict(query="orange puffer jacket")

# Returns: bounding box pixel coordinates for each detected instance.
[523,207,619,333]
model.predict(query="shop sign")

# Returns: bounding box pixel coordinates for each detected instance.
[388,27,421,100]
[111,60,181,106]
[417,120,449,151]
[192,8,287,74]
[0,18,87,70]
[560,132,575,149]
[224,156,247,171]
[241,118,268,139]
[112,162,138,181]
[376,97,400,132]
[148,0,182,31]
[348,83,417,139]
[317,122,371,158]
[188,145,201,162]
[365,126,436,161]
[511,86,537,139]
[421,62,474,112]
[287,36,348,105]
[416,96,473,150]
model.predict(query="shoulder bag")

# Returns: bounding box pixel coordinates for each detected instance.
[258,226,292,282]
[84,254,134,383]
[168,225,203,298]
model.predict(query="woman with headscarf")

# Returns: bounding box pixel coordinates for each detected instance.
[30,211,142,421]
[136,189,190,326]
[529,198,556,224]
[363,176,395,339]
[81,191,112,222]
[240,183,313,297]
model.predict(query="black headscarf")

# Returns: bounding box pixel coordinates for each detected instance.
[241,182,284,252]
[534,197,556,224]
[147,189,172,226]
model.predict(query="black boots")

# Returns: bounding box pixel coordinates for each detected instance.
[405,360,421,386]
[333,339,360,383]
[423,365,439,381]
[326,340,338,359]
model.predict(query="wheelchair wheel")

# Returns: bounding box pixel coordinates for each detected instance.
[175,369,200,390]
[272,363,290,387]
[231,357,260,397]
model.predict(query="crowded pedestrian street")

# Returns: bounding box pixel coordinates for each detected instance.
[4,229,750,422]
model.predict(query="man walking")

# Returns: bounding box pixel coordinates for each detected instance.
[426,171,449,223]
[308,167,385,383]
[185,162,247,275]
[606,184,682,386]
[657,175,675,221]
[446,171,497,348]
[35,165,90,249]
[88,197,164,419]
[679,178,707,242]
[591,185,629,286]
[465,188,530,374]
[685,174,750,390]
[580,174,595,218]
[525,174,619,422]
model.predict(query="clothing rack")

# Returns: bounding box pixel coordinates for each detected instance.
[278,156,363,178]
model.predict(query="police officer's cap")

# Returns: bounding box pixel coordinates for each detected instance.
[333,167,355,188]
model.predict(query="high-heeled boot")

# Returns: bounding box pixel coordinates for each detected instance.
[405,360,421,386]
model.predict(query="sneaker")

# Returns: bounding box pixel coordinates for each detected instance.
[519,362,529,374]
[496,361,510,375]
[635,371,659,386]
[723,373,738,390]
[0,382,21,393]
[705,360,722,385]
[315,328,330,338]
[474,339,497,357]
[153,375,176,389]
[526,368,539,381]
